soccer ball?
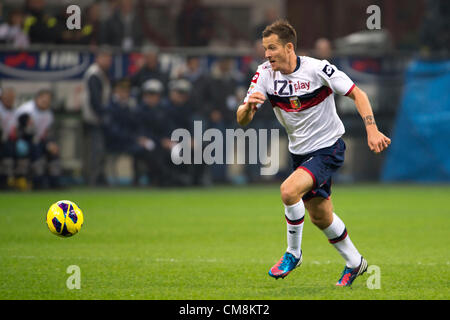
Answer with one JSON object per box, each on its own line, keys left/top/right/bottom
{"left": 46, "top": 200, "right": 84, "bottom": 237}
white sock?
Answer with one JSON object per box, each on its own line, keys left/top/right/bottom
{"left": 284, "top": 200, "right": 305, "bottom": 259}
{"left": 322, "top": 213, "right": 362, "bottom": 268}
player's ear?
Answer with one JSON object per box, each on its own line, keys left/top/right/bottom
{"left": 285, "top": 42, "right": 294, "bottom": 53}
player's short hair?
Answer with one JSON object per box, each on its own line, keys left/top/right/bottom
{"left": 262, "top": 19, "right": 297, "bottom": 50}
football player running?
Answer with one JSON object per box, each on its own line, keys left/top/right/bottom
{"left": 237, "top": 20, "right": 390, "bottom": 286}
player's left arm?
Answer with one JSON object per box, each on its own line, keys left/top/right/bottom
{"left": 347, "top": 86, "right": 391, "bottom": 154}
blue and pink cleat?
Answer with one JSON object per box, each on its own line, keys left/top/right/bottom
{"left": 336, "top": 256, "right": 368, "bottom": 287}
{"left": 268, "top": 251, "right": 302, "bottom": 279}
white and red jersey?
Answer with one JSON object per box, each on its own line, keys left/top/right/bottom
{"left": 244, "top": 56, "right": 355, "bottom": 155}
{"left": 12, "top": 100, "right": 54, "bottom": 142}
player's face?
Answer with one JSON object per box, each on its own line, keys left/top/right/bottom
{"left": 262, "top": 34, "right": 290, "bottom": 72}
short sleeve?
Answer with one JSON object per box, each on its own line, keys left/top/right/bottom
{"left": 317, "top": 60, "right": 355, "bottom": 96}
{"left": 243, "top": 65, "right": 268, "bottom": 109}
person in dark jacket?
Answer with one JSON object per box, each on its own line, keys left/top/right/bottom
{"left": 176, "top": 55, "right": 210, "bottom": 122}
{"left": 204, "top": 56, "right": 245, "bottom": 128}
{"left": 103, "top": 79, "right": 145, "bottom": 185}
{"left": 166, "top": 79, "right": 206, "bottom": 186}
{"left": 103, "top": 79, "right": 139, "bottom": 155}
{"left": 23, "top": 0, "right": 60, "bottom": 44}
{"left": 135, "top": 79, "right": 173, "bottom": 186}
{"left": 130, "top": 46, "right": 170, "bottom": 98}
{"left": 99, "top": 0, "right": 144, "bottom": 50}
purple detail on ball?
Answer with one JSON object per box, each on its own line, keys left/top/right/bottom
{"left": 52, "top": 217, "right": 62, "bottom": 233}
{"left": 58, "top": 202, "right": 69, "bottom": 216}
{"left": 68, "top": 205, "right": 78, "bottom": 224}
{"left": 61, "top": 223, "right": 72, "bottom": 236}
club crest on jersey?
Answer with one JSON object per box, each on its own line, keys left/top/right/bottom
{"left": 289, "top": 97, "right": 301, "bottom": 110}
{"left": 251, "top": 72, "right": 260, "bottom": 83}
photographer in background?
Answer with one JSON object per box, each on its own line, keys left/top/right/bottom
{"left": 10, "top": 89, "right": 61, "bottom": 189}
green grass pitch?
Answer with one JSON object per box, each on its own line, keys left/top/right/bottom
{"left": 0, "top": 184, "right": 449, "bottom": 300}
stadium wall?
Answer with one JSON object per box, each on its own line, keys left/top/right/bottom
{"left": 381, "top": 59, "right": 450, "bottom": 182}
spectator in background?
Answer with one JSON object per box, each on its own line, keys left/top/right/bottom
{"left": 176, "top": 0, "right": 212, "bottom": 47}
{"left": 313, "top": 38, "right": 334, "bottom": 62}
{"left": 130, "top": 45, "right": 170, "bottom": 97}
{"left": 253, "top": 8, "right": 279, "bottom": 41}
{"left": 23, "top": 0, "right": 60, "bottom": 44}
{"left": 82, "top": 47, "right": 112, "bottom": 186}
{"left": 204, "top": 57, "right": 245, "bottom": 183}
{"left": 135, "top": 79, "right": 173, "bottom": 186}
{"left": 79, "top": 3, "right": 101, "bottom": 46}
{"left": 10, "top": 89, "right": 61, "bottom": 189}
{"left": 103, "top": 79, "right": 138, "bottom": 156}
{"left": 103, "top": 0, "right": 120, "bottom": 18}
{"left": 103, "top": 79, "right": 142, "bottom": 184}
{"left": 167, "top": 79, "right": 195, "bottom": 135}
{"left": 0, "top": 88, "right": 16, "bottom": 189}
{"left": 166, "top": 79, "right": 205, "bottom": 186}
{"left": 419, "top": 0, "right": 450, "bottom": 55}
{"left": 0, "top": 9, "right": 30, "bottom": 48}
{"left": 246, "top": 40, "right": 266, "bottom": 76}
{"left": 206, "top": 57, "right": 245, "bottom": 128}
{"left": 175, "top": 55, "right": 210, "bottom": 120}
{"left": 60, "top": 2, "right": 101, "bottom": 46}
{"left": 100, "top": 0, "right": 144, "bottom": 51}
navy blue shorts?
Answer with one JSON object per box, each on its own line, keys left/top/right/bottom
{"left": 290, "top": 138, "right": 346, "bottom": 202}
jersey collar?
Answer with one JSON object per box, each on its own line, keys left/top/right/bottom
{"left": 292, "top": 56, "right": 301, "bottom": 73}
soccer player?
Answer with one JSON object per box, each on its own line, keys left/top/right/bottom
{"left": 237, "top": 20, "right": 391, "bottom": 286}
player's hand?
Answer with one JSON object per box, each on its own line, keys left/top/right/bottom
{"left": 367, "top": 130, "right": 391, "bottom": 154}
{"left": 247, "top": 92, "right": 266, "bottom": 109}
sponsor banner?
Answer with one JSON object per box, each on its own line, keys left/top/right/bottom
{"left": 0, "top": 50, "right": 94, "bottom": 80}
{"left": 0, "top": 50, "right": 253, "bottom": 82}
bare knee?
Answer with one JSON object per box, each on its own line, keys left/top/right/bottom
{"left": 280, "top": 168, "right": 314, "bottom": 206}
{"left": 280, "top": 181, "right": 303, "bottom": 205}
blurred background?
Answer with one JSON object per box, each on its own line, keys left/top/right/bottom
{"left": 0, "top": 0, "right": 448, "bottom": 190}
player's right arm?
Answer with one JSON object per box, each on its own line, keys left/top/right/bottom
{"left": 236, "top": 92, "right": 266, "bottom": 127}
{"left": 237, "top": 65, "right": 268, "bottom": 127}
